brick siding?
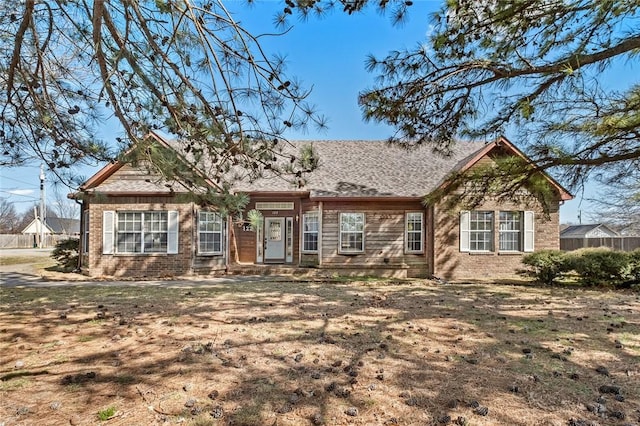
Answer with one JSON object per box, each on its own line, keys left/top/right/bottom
{"left": 433, "top": 197, "right": 560, "bottom": 281}
{"left": 86, "top": 197, "right": 196, "bottom": 278}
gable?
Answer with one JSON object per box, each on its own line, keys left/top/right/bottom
{"left": 432, "top": 136, "right": 573, "bottom": 204}
{"left": 561, "top": 224, "right": 620, "bottom": 238}
{"left": 93, "top": 163, "right": 176, "bottom": 194}
{"left": 22, "top": 219, "right": 53, "bottom": 234}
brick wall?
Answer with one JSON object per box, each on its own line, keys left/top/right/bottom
{"left": 433, "top": 197, "right": 560, "bottom": 281}
{"left": 86, "top": 197, "right": 197, "bottom": 278}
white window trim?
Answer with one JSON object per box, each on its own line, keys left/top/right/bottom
{"left": 405, "top": 212, "right": 424, "bottom": 254}
{"left": 498, "top": 211, "right": 522, "bottom": 252}
{"left": 105, "top": 210, "right": 178, "bottom": 255}
{"left": 470, "top": 210, "right": 494, "bottom": 252}
{"left": 198, "top": 211, "right": 224, "bottom": 255}
{"left": 461, "top": 210, "right": 535, "bottom": 253}
{"left": 301, "top": 211, "right": 319, "bottom": 253}
{"left": 339, "top": 212, "right": 365, "bottom": 254}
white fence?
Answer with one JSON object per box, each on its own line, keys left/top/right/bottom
{"left": 0, "top": 234, "right": 69, "bottom": 249}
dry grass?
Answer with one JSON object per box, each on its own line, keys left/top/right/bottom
{"left": 0, "top": 279, "right": 638, "bottom": 426}
{"left": 0, "top": 257, "right": 47, "bottom": 266}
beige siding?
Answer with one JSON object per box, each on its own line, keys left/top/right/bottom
{"left": 319, "top": 200, "right": 429, "bottom": 277}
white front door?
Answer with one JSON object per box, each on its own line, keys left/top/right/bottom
{"left": 264, "top": 217, "right": 286, "bottom": 261}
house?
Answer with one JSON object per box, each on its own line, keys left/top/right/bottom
{"left": 71, "top": 133, "right": 572, "bottom": 281}
{"left": 560, "top": 224, "right": 620, "bottom": 239}
{"left": 22, "top": 217, "right": 80, "bottom": 236}
{"left": 559, "top": 223, "right": 640, "bottom": 251}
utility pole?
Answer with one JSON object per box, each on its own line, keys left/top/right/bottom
{"left": 40, "top": 164, "right": 45, "bottom": 248}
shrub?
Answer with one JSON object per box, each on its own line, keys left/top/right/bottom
{"left": 521, "top": 250, "right": 570, "bottom": 285}
{"left": 568, "top": 248, "right": 630, "bottom": 287}
{"left": 627, "top": 249, "right": 640, "bottom": 284}
{"left": 51, "top": 238, "right": 79, "bottom": 271}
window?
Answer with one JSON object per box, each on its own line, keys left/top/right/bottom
{"left": 117, "top": 212, "right": 143, "bottom": 253}
{"left": 103, "top": 210, "right": 178, "bottom": 254}
{"left": 286, "top": 217, "right": 293, "bottom": 262}
{"left": 113, "top": 211, "right": 171, "bottom": 254}
{"left": 255, "top": 202, "right": 294, "bottom": 210}
{"left": 198, "top": 211, "right": 223, "bottom": 254}
{"left": 405, "top": 212, "right": 424, "bottom": 253}
{"left": 499, "top": 211, "right": 522, "bottom": 251}
{"left": 470, "top": 211, "right": 494, "bottom": 252}
{"left": 460, "top": 210, "right": 534, "bottom": 253}
{"left": 302, "top": 212, "right": 319, "bottom": 252}
{"left": 83, "top": 210, "right": 89, "bottom": 254}
{"left": 143, "top": 212, "right": 168, "bottom": 253}
{"left": 340, "top": 212, "right": 364, "bottom": 253}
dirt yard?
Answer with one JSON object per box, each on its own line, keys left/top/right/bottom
{"left": 1, "top": 273, "right": 639, "bottom": 425}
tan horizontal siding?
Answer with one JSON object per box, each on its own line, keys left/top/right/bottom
{"left": 321, "top": 208, "right": 428, "bottom": 269}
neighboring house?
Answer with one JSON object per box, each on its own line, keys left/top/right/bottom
{"left": 560, "top": 224, "right": 621, "bottom": 239}
{"left": 22, "top": 217, "right": 80, "bottom": 236}
{"left": 71, "top": 133, "right": 572, "bottom": 280}
{"left": 559, "top": 223, "right": 640, "bottom": 251}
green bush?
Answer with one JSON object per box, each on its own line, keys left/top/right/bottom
{"left": 51, "top": 238, "right": 79, "bottom": 271}
{"left": 521, "top": 250, "right": 570, "bottom": 285}
{"left": 568, "top": 248, "right": 630, "bottom": 287}
{"left": 628, "top": 249, "right": 640, "bottom": 283}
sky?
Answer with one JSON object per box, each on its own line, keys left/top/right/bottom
{"left": 0, "top": 0, "right": 605, "bottom": 223}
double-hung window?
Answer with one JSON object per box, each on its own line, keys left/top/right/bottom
{"left": 469, "top": 211, "right": 494, "bottom": 252}
{"left": 460, "top": 210, "right": 534, "bottom": 253}
{"left": 116, "top": 211, "right": 168, "bottom": 253}
{"left": 198, "top": 211, "right": 223, "bottom": 255}
{"left": 143, "top": 212, "right": 169, "bottom": 253}
{"left": 405, "top": 212, "right": 424, "bottom": 253}
{"left": 104, "top": 210, "right": 178, "bottom": 254}
{"left": 117, "top": 212, "right": 144, "bottom": 253}
{"left": 302, "top": 212, "right": 319, "bottom": 252}
{"left": 499, "top": 211, "right": 522, "bottom": 251}
{"left": 339, "top": 212, "right": 365, "bottom": 253}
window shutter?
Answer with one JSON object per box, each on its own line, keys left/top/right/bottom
{"left": 459, "top": 210, "right": 470, "bottom": 252}
{"left": 103, "top": 211, "right": 115, "bottom": 254}
{"left": 523, "top": 211, "right": 535, "bottom": 252}
{"left": 167, "top": 211, "right": 179, "bottom": 254}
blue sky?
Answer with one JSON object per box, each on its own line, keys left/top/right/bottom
{"left": 0, "top": 1, "right": 599, "bottom": 222}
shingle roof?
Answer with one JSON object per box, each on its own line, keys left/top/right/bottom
{"left": 93, "top": 180, "right": 169, "bottom": 192}
{"left": 84, "top": 138, "right": 490, "bottom": 198}
{"left": 234, "top": 140, "right": 489, "bottom": 198}
{"left": 46, "top": 217, "right": 80, "bottom": 234}
{"left": 560, "top": 224, "right": 620, "bottom": 238}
